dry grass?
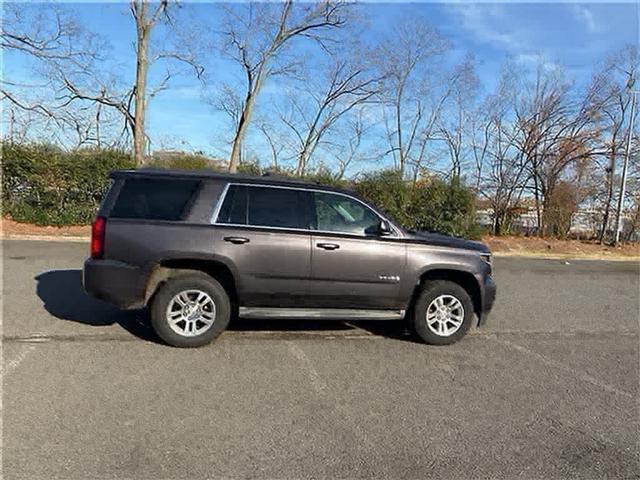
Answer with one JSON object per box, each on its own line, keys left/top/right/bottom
{"left": 484, "top": 234, "right": 640, "bottom": 260}
{"left": 2, "top": 217, "right": 90, "bottom": 239}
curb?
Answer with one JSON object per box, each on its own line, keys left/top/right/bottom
{"left": 2, "top": 234, "right": 638, "bottom": 262}
{"left": 2, "top": 234, "right": 89, "bottom": 243}
{"left": 492, "top": 251, "right": 639, "bottom": 262}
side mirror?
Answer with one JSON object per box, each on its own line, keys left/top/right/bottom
{"left": 379, "top": 219, "right": 392, "bottom": 236}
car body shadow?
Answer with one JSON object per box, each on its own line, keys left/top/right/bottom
{"left": 35, "top": 269, "right": 158, "bottom": 342}
{"left": 35, "top": 269, "right": 415, "bottom": 344}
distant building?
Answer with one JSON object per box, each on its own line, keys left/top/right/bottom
{"left": 476, "top": 207, "right": 638, "bottom": 241}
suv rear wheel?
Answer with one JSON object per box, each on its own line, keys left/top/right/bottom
{"left": 412, "top": 280, "right": 474, "bottom": 345}
{"left": 150, "top": 273, "right": 231, "bottom": 347}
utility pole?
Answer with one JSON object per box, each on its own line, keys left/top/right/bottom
{"left": 614, "top": 72, "right": 637, "bottom": 245}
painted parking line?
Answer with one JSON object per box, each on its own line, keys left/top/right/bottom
{"left": 488, "top": 335, "right": 635, "bottom": 400}
{"left": 286, "top": 340, "right": 376, "bottom": 451}
{"left": 287, "top": 341, "right": 327, "bottom": 393}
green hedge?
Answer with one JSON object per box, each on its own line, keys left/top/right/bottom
{"left": 2, "top": 143, "right": 133, "bottom": 225}
{"left": 2, "top": 143, "right": 480, "bottom": 238}
{"left": 355, "top": 170, "right": 481, "bottom": 239}
{"left": 147, "top": 152, "right": 221, "bottom": 171}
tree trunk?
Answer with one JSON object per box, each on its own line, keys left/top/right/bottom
{"left": 133, "top": 17, "right": 149, "bottom": 167}
{"left": 396, "top": 95, "right": 404, "bottom": 175}
{"left": 228, "top": 110, "right": 248, "bottom": 173}
{"left": 493, "top": 214, "right": 501, "bottom": 236}
{"left": 296, "top": 149, "right": 309, "bottom": 176}
{"left": 296, "top": 130, "right": 323, "bottom": 176}
{"left": 95, "top": 102, "right": 102, "bottom": 148}
{"left": 295, "top": 111, "right": 324, "bottom": 176}
{"left": 295, "top": 132, "right": 315, "bottom": 176}
{"left": 532, "top": 174, "right": 542, "bottom": 237}
{"left": 229, "top": 71, "right": 264, "bottom": 173}
{"left": 599, "top": 146, "right": 617, "bottom": 243}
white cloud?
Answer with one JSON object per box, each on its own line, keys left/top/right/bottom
{"left": 158, "top": 85, "right": 202, "bottom": 101}
{"left": 449, "top": 4, "right": 579, "bottom": 83}
{"left": 514, "top": 53, "right": 562, "bottom": 74}
{"left": 450, "top": 3, "right": 524, "bottom": 52}
{"left": 572, "top": 5, "right": 597, "bottom": 33}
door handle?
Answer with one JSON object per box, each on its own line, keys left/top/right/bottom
{"left": 316, "top": 242, "right": 340, "bottom": 250}
{"left": 224, "top": 236, "right": 250, "bottom": 245}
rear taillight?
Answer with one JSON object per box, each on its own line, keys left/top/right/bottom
{"left": 91, "top": 216, "right": 106, "bottom": 259}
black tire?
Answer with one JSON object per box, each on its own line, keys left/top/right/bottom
{"left": 412, "top": 280, "right": 474, "bottom": 345}
{"left": 150, "top": 273, "right": 231, "bottom": 348}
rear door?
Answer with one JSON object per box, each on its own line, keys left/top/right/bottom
{"left": 308, "top": 191, "right": 406, "bottom": 309}
{"left": 212, "top": 184, "right": 313, "bottom": 307}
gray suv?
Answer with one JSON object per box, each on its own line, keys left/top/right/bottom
{"left": 83, "top": 169, "right": 496, "bottom": 347}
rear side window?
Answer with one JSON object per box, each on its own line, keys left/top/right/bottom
{"left": 216, "top": 185, "right": 308, "bottom": 229}
{"left": 248, "top": 186, "right": 307, "bottom": 229}
{"left": 216, "top": 185, "right": 247, "bottom": 224}
{"left": 110, "top": 178, "right": 200, "bottom": 220}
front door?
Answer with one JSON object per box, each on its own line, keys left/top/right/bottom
{"left": 308, "top": 191, "right": 406, "bottom": 309}
{"left": 212, "top": 184, "right": 312, "bottom": 307}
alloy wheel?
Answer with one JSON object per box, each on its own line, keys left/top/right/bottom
{"left": 426, "top": 294, "right": 465, "bottom": 337}
{"left": 166, "top": 289, "right": 216, "bottom": 337}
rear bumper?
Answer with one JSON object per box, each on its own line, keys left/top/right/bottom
{"left": 478, "top": 275, "right": 496, "bottom": 326}
{"left": 83, "top": 258, "right": 146, "bottom": 309}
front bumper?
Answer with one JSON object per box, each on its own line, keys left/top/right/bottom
{"left": 477, "top": 275, "right": 496, "bottom": 326}
{"left": 83, "top": 258, "right": 146, "bottom": 309}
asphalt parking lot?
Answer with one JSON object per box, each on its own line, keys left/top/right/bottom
{"left": 2, "top": 239, "right": 639, "bottom": 479}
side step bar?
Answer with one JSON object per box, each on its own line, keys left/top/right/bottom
{"left": 238, "top": 307, "right": 405, "bottom": 321}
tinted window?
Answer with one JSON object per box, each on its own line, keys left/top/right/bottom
{"left": 110, "top": 178, "right": 200, "bottom": 220}
{"left": 247, "top": 186, "right": 307, "bottom": 229}
{"left": 314, "top": 192, "right": 380, "bottom": 235}
{"left": 216, "top": 185, "right": 247, "bottom": 224}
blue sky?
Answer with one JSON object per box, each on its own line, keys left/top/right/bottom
{"left": 5, "top": 1, "right": 639, "bottom": 163}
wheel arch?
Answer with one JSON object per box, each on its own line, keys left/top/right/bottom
{"left": 411, "top": 268, "right": 482, "bottom": 322}
{"left": 144, "top": 258, "right": 238, "bottom": 306}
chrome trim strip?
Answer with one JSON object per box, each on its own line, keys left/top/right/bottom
{"left": 213, "top": 222, "right": 404, "bottom": 240}
{"left": 210, "top": 181, "right": 401, "bottom": 237}
{"left": 238, "top": 307, "right": 405, "bottom": 320}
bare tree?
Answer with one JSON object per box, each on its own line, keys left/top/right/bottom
{"left": 258, "top": 121, "right": 286, "bottom": 169}
{"left": 127, "top": 1, "right": 203, "bottom": 163}
{"left": 2, "top": 2, "right": 202, "bottom": 157}
{"left": 129, "top": 0, "right": 169, "bottom": 164}
{"left": 1, "top": 4, "right": 104, "bottom": 142}
{"left": 373, "top": 17, "right": 449, "bottom": 176}
{"left": 278, "top": 60, "right": 378, "bottom": 175}
{"left": 585, "top": 46, "right": 639, "bottom": 242}
{"left": 509, "top": 61, "right": 601, "bottom": 236}
{"left": 624, "top": 134, "right": 640, "bottom": 240}
{"left": 218, "top": 0, "right": 349, "bottom": 172}
{"left": 477, "top": 104, "right": 530, "bottom": 235}
{"left": 331, "top": 108, "right": 376, "bottom": 179}
{"left": 470, "top": 107, "right": 492, "bottom": 191}
{"left": 436, "top": 55, "right": 479, "bottom": 178}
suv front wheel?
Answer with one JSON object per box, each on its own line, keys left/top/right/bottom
{"left": 412, "top": 280, "right": 474, "bottom": 345}
{"left": 150, "top": 273, "right": 231, "bottom": 348}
